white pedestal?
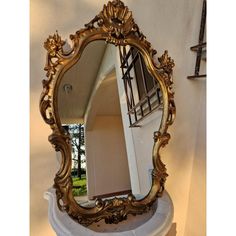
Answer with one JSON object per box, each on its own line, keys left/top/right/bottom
{"left": 44, "top": 188, "right": 174, "bottom": 236}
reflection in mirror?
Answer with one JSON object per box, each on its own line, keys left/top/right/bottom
{"left": 62, "top": 124, "right": 87, "bottom": 202}
{"left": 118, "top": 45, "right": 163, "bottom": 197}
{"left": 119, "top": 46, "right": 163, "bottom": 128}
{"left": 58, "top": 40, "right": 163, "bottom": 206}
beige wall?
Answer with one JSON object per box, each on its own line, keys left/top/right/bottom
{"left": 86, "top": 116, "right": 131, "bottom": 199}
{"left": 184, "top": 81, "right": 206, "bottom": 236}
{"left": 31, "top": 0, "right": 206, "bottom": 236}
{"left": 84, "top": 44, "right": 131, "bottom": 199}
{"left": 30, "top": 92, "right": 58, "bottom": 236}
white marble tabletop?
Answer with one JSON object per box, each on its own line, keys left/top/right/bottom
{"left": 44, "top": 188, "right": 173, "bottom": 236}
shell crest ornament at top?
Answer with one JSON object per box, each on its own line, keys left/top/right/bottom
{"left": 84, "top": 0, "right": 136, "bottom": 40}
{"left": 101, "top": 0, "right": 134, "bottom": 38}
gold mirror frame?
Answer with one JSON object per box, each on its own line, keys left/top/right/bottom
{"left": 40, "top": 0, "right": 175, "bottom": 226}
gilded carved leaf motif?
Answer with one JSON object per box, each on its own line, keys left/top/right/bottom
{"left": 44, "top": 31, "right": 66, "bottom": 78}
{"left": 158, "top": 50, "right": 175, "bottom": 76}
{"left": 44, "top": 31, "right": 65, "bottom": 56}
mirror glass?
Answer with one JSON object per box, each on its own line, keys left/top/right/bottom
{"left": 58, "top": 40, "right": 163, "bottom": 205}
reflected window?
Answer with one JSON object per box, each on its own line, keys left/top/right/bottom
{"left": 63, "top": 124, "right": 87, "bottom": 197}
{"left": 119, "top": 46, "right": 162, "bottom": 127}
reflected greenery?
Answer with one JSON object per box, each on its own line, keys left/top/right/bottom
{"left": 72, "top": 175, "right": 87, "bottom": 196}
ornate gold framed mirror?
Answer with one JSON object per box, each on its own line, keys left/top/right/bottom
{"left": 40, "top": 0, "right": 175, "bottom": 226}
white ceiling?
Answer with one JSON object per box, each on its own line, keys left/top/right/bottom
{"left": 58, "top": 41, "right": 107, "bottom": 124}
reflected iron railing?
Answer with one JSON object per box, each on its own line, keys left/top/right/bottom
{"left": 119, "top": 46, "right": 162, "bottom": 127}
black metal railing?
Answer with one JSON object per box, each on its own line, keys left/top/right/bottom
{"left": 188, "top": 0, "right": 207, "bottom": 79}
{"left": 119, "top": 46, "right": 162, "bottom": 127}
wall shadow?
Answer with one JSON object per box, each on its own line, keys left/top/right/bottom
{"left": 166, "top": 223, "right": 177, "bottom": 236}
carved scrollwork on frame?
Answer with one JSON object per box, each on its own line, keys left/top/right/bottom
{"left": 39, "top": 0, "right": 176, "bottom": 226}
{"left": 43, "top": 31, "right": 66, "bottom": 78}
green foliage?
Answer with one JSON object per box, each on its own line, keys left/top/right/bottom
{"left": 72, "top": 175, "right": 87, "bottom": 196}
